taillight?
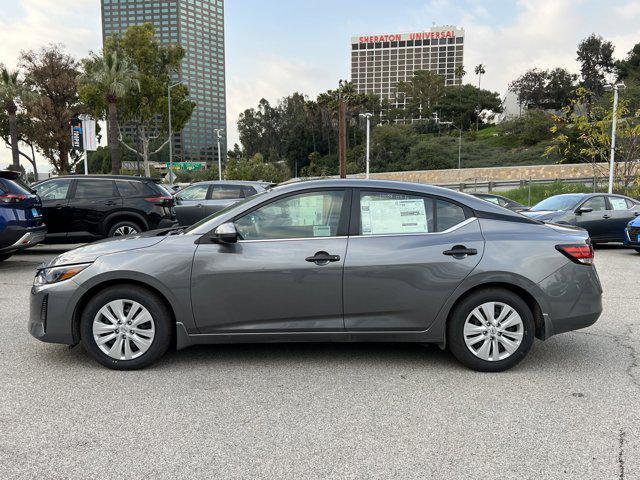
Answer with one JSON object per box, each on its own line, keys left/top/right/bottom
{"left": 0, "top": 193, "right": 27, "bottom": 203}
{"left": 555, "top": 244, "right": 594, "bottom": 265}
{"left": 144, "top": 195, "right": 173, "bottom": 206}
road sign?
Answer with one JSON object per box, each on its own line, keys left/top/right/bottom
{"left": 166, "top": 161, "right": 205, "bottom": 171}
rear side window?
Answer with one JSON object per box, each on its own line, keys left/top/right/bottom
{"left": 116, "top": 181, "right": 141, "bottom": 197}
{"left": 242, "top": 186, "right": 257, "bottom": 197}
{"left": 359, "top": 191, "right": 467, "bottom": 235}
{"left": 74, "top": 180, "right": 116, "bottom": 199}
{"left": 610, "top": 197, "right": 631, "bottom": 210}
{"left": 35, "top": 179, "right": 72, "bottom": 201}
{"left": 211, "top": 184, "right": 243, "bottom": 200}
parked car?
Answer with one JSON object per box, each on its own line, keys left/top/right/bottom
{"left": 0, "top": 170, "right": 47, "bottom": 262}
{"left": 521, "top": 193, "right": 640, "bottom": 243}
{"left": 624, "top": 216, "right": 640, "bottom": 253}
{"left": 29, "top": 179, "right": 602, "bottom": 372}
{"left": 471, "top": 193, "right": 528, "bottom": 212}
{"left": 32, "top": 175, "right": 177, "bottom": 242}
{"left": 174, "top": 180, "right": 273, "bottom": 226}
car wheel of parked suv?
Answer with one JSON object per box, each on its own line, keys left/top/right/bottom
{"left": 447, "top": 289, "right": 534, "bottom": 372}
{"left": 108, "top": 220, "right": 142, "bottom": 238}
{"left": 81, "top": 286, "right": 172, "bottom": 370}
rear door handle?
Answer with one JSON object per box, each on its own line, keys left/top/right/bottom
{"left": 305, "top": 251, "right": 341, "bottom": 265}
{"left": 443, "top": 245, "right": 478, "bottom": 258}
{"left": 602, "top": 214, "right": 611, "bottom": 219}
{"left": 104, "top": 201, "right": 117, "bottom": 206}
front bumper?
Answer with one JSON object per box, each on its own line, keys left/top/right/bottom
{"left": 623, "top": 228, "right": 640, "bottom": 247}
{"left": 0, "top": 225, "right": 47, "bottom": 254}
{"left": 29, "top": 279, "right": 85, "bottom": 345}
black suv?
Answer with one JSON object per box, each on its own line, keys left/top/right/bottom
{"left": 32, "top": 175, "right": 177, "bottom": 242}
{"left": 0, "top": 171, "right": 47, "bottom": 261}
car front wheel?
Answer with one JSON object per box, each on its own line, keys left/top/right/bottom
{"left": 447, "top": 289, "right": 534, "bottom": 372}
{"left": 81, "top": 286, "right": 172, "bottom": 370}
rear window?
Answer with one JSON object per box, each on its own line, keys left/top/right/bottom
{"left": 0, "top": 178, "right": 31, "bottom": 196}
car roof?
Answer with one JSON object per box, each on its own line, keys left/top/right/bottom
{"left": 188, "top": 180, "right": 272, "bottom": 186}
{"left": 0, "top": 170, "right": 21, "bottom": 180}
{"left": 33, "top": 175, "right": 157, "bottom": 186}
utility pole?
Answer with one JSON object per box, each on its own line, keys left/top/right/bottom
{"left": 338, "top": 93, "right": 347, "bottom": 179}
{"left": 359, "top": 113, "right": 372, "bottom": 179}
{"left": 604, "top": 83, "right": 625, "bottom": 194}
{"left": 214, "top": 128, "right": 224, "bottom": 181}
{"left": 167, "top": 81, "right": 182, "bottom": 186}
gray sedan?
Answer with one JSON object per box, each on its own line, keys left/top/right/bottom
{"left": 174, "top": 180, "right": 273, "bottom": 226}
{"left": 29, "top": 180, "right": 602, "bottom": 372}
{"left": 522, "top": 193, "right": 640, "bottom": 243}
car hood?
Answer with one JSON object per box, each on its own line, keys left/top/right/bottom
{"left": 521, "top": 210, "right": 563, "bottom": 220}
{"left": 45, "top": 233, "right": 167, "bottom": 268}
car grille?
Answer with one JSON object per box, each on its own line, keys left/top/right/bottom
{"left": 629, "top": 226, "right": 640, "bottom": 242}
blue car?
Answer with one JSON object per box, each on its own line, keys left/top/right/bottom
{"left": 624, "top": 216, "right": 640, "bottom": 253}
{"left": 0, "top": 171, "right": 47, "bottom": 262}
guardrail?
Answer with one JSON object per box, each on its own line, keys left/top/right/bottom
{"left": 443, "top": 176, "right": 636, "bottom": 193}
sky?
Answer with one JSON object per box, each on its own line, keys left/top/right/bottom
{"left": 0, "top": 0, "right": 639, "bottom": 171}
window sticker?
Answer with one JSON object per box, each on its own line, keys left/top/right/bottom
{"left": 361, "top": 197, "right": 428, "bottom": 235}
{"left": 610, "top": 197, "right": 628, "bottom": 210}
{"left": 313, "top": 225, "right": 332, "bottom": 237}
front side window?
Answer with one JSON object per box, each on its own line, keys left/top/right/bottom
{"left": 35, "top": 179, "right": 72, "bottom": 201}
{"left": 74, "top": 180, "right": 116, "bottom": 199}
{"left": 178, "top": 184, "right": 209, "bottom": 201}
{"left": 359, "top": 191, "right": 467, "bottom": 235}
{"left": 582, "top": 196, "right": 606, "bottom": 212}
{"left": 235, "top": 190, "right": 345, "bottom": 240}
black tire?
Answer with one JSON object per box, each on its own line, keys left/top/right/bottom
{"left": 447, "top": 288, "right": 535, "bottom": 372}
{"left": 107, "top": 220, "right": 142, "bottom": 238}
{"left": 0, "top": 253, "right": 12, "bottom": 262}
{"left": 81, "top": 285, "right": 172, "bottom": 370}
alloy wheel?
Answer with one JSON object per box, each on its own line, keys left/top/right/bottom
{"left": 113, "top": 225, "right": 138, "bottom": 236}
{"left": 92, "top": 299, "right": 156, "bottom": 360}
{"left": 463, "top": 302, "right": 524, "bottom": 362}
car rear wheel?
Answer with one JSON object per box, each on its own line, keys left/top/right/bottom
{"left": 108, "top": 220, "right": 142, "bottom": 238}
{"left": 81, "top": 286, "right": 172, "bottom": 370}
{"left": 447, "top": 289, "right": 534, "bottom": 372}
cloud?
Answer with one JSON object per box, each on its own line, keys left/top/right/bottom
{"left": 226, "top": 54, "right": 336, "bottom": 147}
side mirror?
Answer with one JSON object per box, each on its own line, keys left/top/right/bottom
{"left": 212, "top": 222, "right": 238, "bottom": 244}
{"left": 576, "top": 206, "right": 593, "bottom": 215}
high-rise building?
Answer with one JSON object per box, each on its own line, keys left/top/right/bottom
{"left": 101, "top": 0, "right": 226, "bottom": 164}
{"left": 350, "top": 26, "right": 464, "bottom": 119}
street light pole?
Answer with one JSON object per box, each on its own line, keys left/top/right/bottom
{"left": 604, "top": 83, "right": 625, "bottom": 194}
{"left": 214, "top": 128, "right": 224, "bottom": 181}
{"left": 167, "top": 81, "right": 182, "bottom": 186}
{"left": 359, "top": 113, "right": 372, "bottom": 179}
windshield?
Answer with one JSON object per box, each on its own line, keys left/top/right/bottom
{"left": 530, "top": 194, "right": 583, "bottom": 212}
{"left": 184, "top": 190, "right": 268, "bottom": 233}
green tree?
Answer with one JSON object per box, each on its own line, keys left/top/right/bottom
{"left": 406, "top": 137, "right": 456, "bottom": 171}
{"left": 577, "top": 34, "right": 615, "bottom": 98}
{"left": 395, "top": 70, "right": 445, "bottom": 119}
{"left": 0, "top": 67, "right": 26, "bottom": 168}
{"left": 616, "top": 42, "right": 640, "bottom": 82}
{"left": 438, "top": 84, "right": 502, "bottom": 129}
{"left": 0, "top": 111, "right": 39, "bottom": 177}
{"left": 509, "top": 68, "right": 577, "bottom": 110}
{"left": 79, "top": 49, "right": 139, "bottom": 174}
{"left": 225, "top": 152, "right": 289, "bottom": 183}
{"left": 20, "top": 46, "right": 83, "bottom": 174}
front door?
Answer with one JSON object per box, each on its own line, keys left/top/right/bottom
{"left": 174, "top": 183, "right": 210, "bottom": 226}
{"left": 344, "top": 189, "right": 484, "bottom": 331}
{"left": 34, "top": 178, "right": 73, "bottom": 237}
{"left": 575, "top": 196, "right": 609, "bottom": 240}
{"left": 191, "top": 189, "right": 350, "bottom": 333}
{"left": 203, "top": 184, "right": 245, "bottom": 216}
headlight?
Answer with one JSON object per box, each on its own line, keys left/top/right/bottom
{"left": 34, "top": 263, "right": 91, "bottom": 286}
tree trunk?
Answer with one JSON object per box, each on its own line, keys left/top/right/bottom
{"left": 108, "top": 101, "right": 121, "bottom": 174}
{"left": 30, "top": 143, "right": 38, "bottom": 180}
{"left": 8, "top": 110, "right": 20, "bottom": 168}
{"left": 59, "top": 145, "right": 70, "bottom": 174}
{"left": 142, "top": 137, "right": 150, "bottom": 177}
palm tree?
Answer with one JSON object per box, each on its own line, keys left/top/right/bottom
{"left": 80, "top": 50, "right": 139, "bottom": 174}
{"left": 474, "top": 64, "right": 486, "bottom": 131}
{"left": 0, "top": 67, "right": 24, "bottom": 169}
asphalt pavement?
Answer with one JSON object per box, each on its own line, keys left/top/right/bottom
{"left": 0, "top": 244, "right": 638, "bottom": 479}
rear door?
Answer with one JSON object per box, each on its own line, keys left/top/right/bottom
{"left": 607, "top": 196, "right": 639, "bottom": 241}
{"left": 343, "top": 189, "right": 484, "bottom": 331}
{"left": 174, "top": 183, "right": 210, "bottom": 226}
{"left": 575, "top": 196, "right": 609, "bottom": 240}
{"left": 33, "top": 178, "right": 73, "bottom": 236}
{"left": 204, "top": 184, "right": 245, "bottom": 216}
{"left": 67, "top": 179, "right": 121, "bottom": 237}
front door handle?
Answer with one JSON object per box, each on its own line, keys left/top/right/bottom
{"left": 305, "top": 251, "right": 341, "bottom": 265}
{"left": 104, "top": 201, "right": 117, "bottom": 206}
{"left": 602, "top": 214, "right": 611, "bottom": 219}
{"left": 55, "top": 204, "right": 64, "bottom": 209}
{"left": 443, "top": 245, "right": 478, "bottom": 258}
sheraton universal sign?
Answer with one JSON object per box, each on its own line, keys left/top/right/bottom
{"left": 353, "top": 27, "right": 464, "bottom": 44}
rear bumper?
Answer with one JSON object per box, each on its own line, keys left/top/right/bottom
{"left": 0, "top": 225, "right": 47, "bottom": 254}
{"left": 536, "top": 261, "right": 603, "bottom": 340}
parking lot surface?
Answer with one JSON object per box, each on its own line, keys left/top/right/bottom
{"left": 0, "top": 244, "right": 638, "bottom": 479}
